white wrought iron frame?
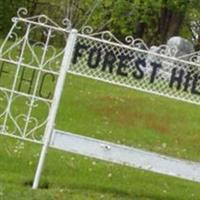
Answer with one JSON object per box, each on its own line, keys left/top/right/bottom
{"left": 1, "top": 8, "right": 200, "bottom": 189}
{"left": 0, "top": 8, "right": 77, "bottom": 188}
{"left": 0, "top": 8, "right": 73, "bottom": 143}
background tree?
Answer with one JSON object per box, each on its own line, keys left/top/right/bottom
{"left": 0, "top": 0, "right": 40, "bottom": 36}
{"left": 1, "top": 0, "right": 200, "bottom": 47}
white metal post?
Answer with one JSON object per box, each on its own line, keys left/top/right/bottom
{"left": 32, "top": 29, "right": 78, "bottom": 189}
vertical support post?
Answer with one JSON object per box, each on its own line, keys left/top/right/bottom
{"left": 32, "top": 29, "right": 78, "bottom": 189}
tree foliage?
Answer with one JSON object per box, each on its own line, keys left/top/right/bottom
{"left": 80, "top": 0, "right": 200, "bottom": 46}
{"left": 1, "top": 0, "right": 200, "bottom": 47}
{"left": 0, "top": 0, "right": 40, "bottom": 36}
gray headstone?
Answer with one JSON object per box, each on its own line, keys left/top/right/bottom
{"left": 146, "top": 37, "right": 195, "bottom": 79}
{"left": 166, "top": 36, "right": 194, "bottom": 58}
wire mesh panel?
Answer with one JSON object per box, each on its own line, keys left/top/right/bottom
{"left": 69, "top": 31, "right": 200, "bottom": 105}
{"left": 0, "top": 9, "right": 70, "bottom": 143}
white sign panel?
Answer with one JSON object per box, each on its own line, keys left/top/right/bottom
{"left": 69, "top": 33, "right": 200, "bottom": 105}
{"left": 51, "top": 129, "right": 200, "bottom": 183}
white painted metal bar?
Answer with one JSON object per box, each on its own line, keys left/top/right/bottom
{"left": 1, "top": 132, "right": 43, "bottom": 144}
{"left": 13, "top": 17, "right": 70, "bottom": 34}
{"left": 22, "top": 28, "right": 53, "bottom": 138}
{"left": 2, "top": 24, "right": 32, "bottom": 133}
{"left": 32, "top": 29, "right": 78, "bottom": 189}
{"left": 51, "top": 130, "right": 200, "bottom": 183}
{"left": 0, "top": 57, "right": 60, "bottom": 75}
{"left": 0, "top": 20, "right": 18, "bottom": 55}
{"left": 0, "top": 86, "right": 53, "bottom": 103}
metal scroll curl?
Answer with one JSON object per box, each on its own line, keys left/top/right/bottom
{"left": 14, "top": 7, "right": 72, "bottom": 31}
{"left": 80, "top": 25, "right": 178, "bottom": 57}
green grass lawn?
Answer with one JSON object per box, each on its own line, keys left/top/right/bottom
{"left": 1, "top": 136, "right": 200, "bottom": 200}
{"left": 1, "top": 74, "right": 200, "bottom": 199}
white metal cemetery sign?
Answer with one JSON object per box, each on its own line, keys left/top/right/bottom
{"left": 71, "top": 30, "right": 200, "bottom": 105}
{"left": 1, "top": 9, "right": 200, "bottom": 189}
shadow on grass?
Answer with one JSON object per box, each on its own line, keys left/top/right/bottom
{"left": 23, "top": 180, "right": 49, "bottom": 189}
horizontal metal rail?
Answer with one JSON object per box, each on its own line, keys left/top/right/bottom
{"left": 51, "top": 129, "right": 200, "bottom": 183}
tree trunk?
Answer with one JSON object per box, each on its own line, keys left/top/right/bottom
{"left": 159, "top": 1, "right": 188, "bottom": 43}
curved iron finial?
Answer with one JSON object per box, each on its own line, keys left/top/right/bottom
{"left": 17, "top": 7, "right": 28, "bottom": 18}
{"left": 14, "top": 7, "right": 72, "bottom": 31}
